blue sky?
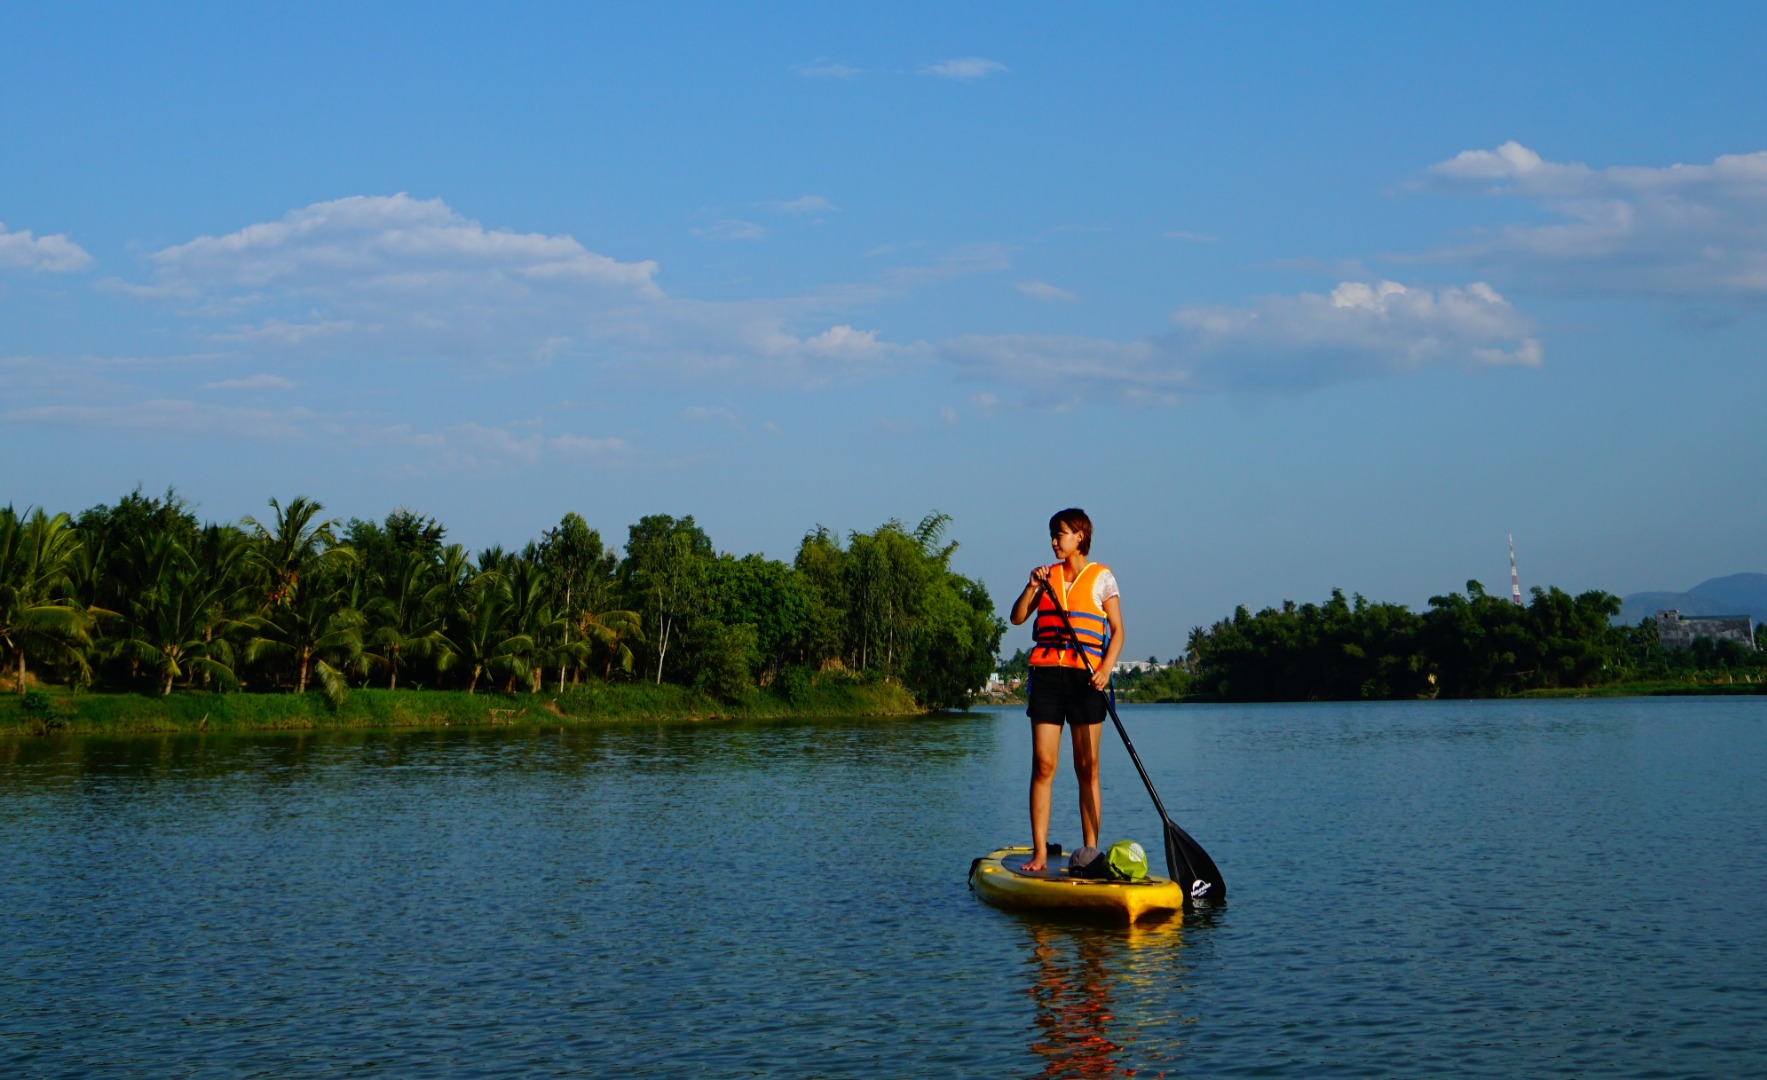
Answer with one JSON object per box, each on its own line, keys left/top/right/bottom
{"left": 5, "top": 3, "right": 1765, "bottom": 655}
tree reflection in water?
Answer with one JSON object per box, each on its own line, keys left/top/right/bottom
{"left": 1020, "top": 915, "right": 1189, "bottom": 1079}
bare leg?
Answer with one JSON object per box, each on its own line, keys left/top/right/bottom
{"left": 1071, "top": 721, "right": 1102, "bottom": 849}
{"left": 1025, "top": 722, "right": 1063, "bottom": 872}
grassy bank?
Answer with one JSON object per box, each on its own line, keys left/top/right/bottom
{"left": 1515, "top": 679, "right": 1766, "bottom": 699}
{"left": 0, "top": 679, "right": 925, "bottom": 738}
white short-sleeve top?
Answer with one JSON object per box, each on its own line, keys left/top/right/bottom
{"left": 1091, "top": 567, "right": 1120, "bottom": 610}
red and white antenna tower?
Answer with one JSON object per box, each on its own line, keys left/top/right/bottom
{"left": 1509, "top": 533, "right": 1523, "bottom": 606}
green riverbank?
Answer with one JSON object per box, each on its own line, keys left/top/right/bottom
{"left": 1514, "top": 679, "right": 1766, "bottom": 699}
{"left": 0, "top": 680, "right": 925, "bottom": 738}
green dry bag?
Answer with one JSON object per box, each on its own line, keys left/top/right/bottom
{"left": 1106, "top": 839, "right": 1148, "bottom": 881}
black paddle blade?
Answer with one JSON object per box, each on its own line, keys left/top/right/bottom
{"left": 1165, "top": 821, "right": 1226, "bottom": 904}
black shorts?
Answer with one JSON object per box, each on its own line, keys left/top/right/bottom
{"left": 1026, "top": 666, "right": 1106, "bottom": 726}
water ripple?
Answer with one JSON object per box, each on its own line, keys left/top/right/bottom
{"left": 2, "top": 702, "right": 1764, "bottom": 1076}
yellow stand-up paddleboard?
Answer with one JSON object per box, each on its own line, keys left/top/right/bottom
{"left": 969, "top": 846, "right": 1185, "bottom": 924}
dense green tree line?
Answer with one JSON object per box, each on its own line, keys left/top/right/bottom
{"left": 1185, "top": 580, "right": 1764, "bottom": 701}
{"left": 0, "top": 490, "right": 1003, "bottom": 709}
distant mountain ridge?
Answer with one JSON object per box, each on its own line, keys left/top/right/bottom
{"left": 1617, "top": 573, "right": 1767, "bottom": 627}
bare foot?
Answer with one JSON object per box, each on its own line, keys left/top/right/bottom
{"left": 1021, "top": 857, "right": 1046, "bottom": 873}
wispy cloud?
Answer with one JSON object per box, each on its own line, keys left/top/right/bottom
{"left": 110, "top": 194, "right": 662, "bottom": 368}
{"left": 692, "top": 218, "right": 767, "bottom": 241}
{"left": 1015, "top": 281, "right": 1078, "bottom": 303}
{"left": 862, "top": 240, "right": 926, "bottom": 259}
{"left": 682, "top": 405, "right": 740, "bottom": 427}
{"left": 1411, "top": 141, "right": 1767, "bottom": 301}
{"left": 870, "top": 243, "right": 1013, "bottom": 292}
{"left": 756, "top": 196, "right": 838, "bottom": 217}
{"left": 87, "top": 196, "right": 1015, "bottom": 395}
{"left": 1164, "top": 230, "right": 1219, "bottom": 244}
{"left": 202, "top": 373, "right": 297, "bottom": 391}
{"left": 144, "top": 194, "right": 658, "bottom": 295}
{"left": 0, "top": 222, "right": 93, "bottom": 273}
{"left": 1, "top": 396, "right": 632, "bottom": 472}
{"left": 921, "top": 57, "right": 1006, "bottom": 80}
{"left": 795, "top": 58, "right": 861, "bottom": 78}
{"left": 2, "top": 399, "right": 320, "bottom": 440}
{"left": 212, "top": 318, "right": 354, "bottom": 345}
{"left": 945, "top": 280, "right": 1540, "bottom": 406}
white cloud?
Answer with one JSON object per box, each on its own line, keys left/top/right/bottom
{"left": 1425, "top": 140, "right": 1576, "bottom": 189}
{"left": 692, "top": 219, "right": 767, "bottom": 241}
{"left": 1164, "top": 230, "right": 1219, "bottom": 244}
{"left": 574, "top": 294, "right": 929, "bottom": 390}
{"left": 1015, "top": 281, "right": 1078, "bottom": 303}
{"left": 795, "top": 59, "right": 861, "bottom": 78}
{"left": 802, "top": 324, "right": 888, "bottom": 359}
{"left": 110, "top": 194, "right": 663, "bottom": 368}
{"left": 1415, "top": 142, "right": 1767, "bottom": 300}
{"left": 757, "top": 196, "right": 838, "bottom": 216}
{"left": 944, "top": 280, "right": 1540, "bottom": 405}
{"left": 147, "top": 194, "right": 658, "bottom": 294}
{"left": 0, "top": 222, "right": 93, "bottom": 273}
{"left": 921, "top": 57, "right": 1007, "bottom": 80}
{"left": 98, "top": 196, "right": 1010, "bottom": 390}
{"left": 203, "top": 373, "right": 296, "bottom": 391}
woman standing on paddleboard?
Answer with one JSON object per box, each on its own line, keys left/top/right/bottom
{"left": 1008, "top": 508, "right": 1125, "bottom": 874}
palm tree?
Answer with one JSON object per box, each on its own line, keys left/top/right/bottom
{"left": 245, "top": 587, "right": 364, "bottom": 702}
{"left": 63, "top": 530, "right": 118, "bottom": 681}
{"left": 363, "top": 553, "right": 455, "bottom": 690}
{"left": 189, "top": 524, "right": 256, "bottom": 687}
{"left": 115, "top": 538, "right": 240, "bottom": 696}
{"left": 243, "top": 496, "right": 347, "bottom": 608}
{"left": 448, "top": 572, "right": 534, "bottom": 694}
{"left": 582, "top": 608, "right": 645, "bottom": 679}
{"left": 0, "top": 507, "right": 92, "bottom": 693}
{"left": 501, "top": 555, "right": 559, "bottom": 692}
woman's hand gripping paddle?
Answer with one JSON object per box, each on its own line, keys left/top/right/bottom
{"left": 1033, "top": 578, "right": 1226, "bottom": 903}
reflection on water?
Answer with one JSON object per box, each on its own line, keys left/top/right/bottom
{"left": 1019, "top": 916, "right": 1192, "bottom": 1079}
{"left": 0, "top": 712, "right": 992, "bottom": 792}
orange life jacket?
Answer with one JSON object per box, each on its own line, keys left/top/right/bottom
{"left": 1030, "top": 561, "right": 1112, "bottom": 670}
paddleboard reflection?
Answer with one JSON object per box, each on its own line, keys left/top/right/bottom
{"left": 1018, "top": 915, "right": 1192, "bottom": 1079}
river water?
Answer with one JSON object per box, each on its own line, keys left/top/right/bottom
{"left": 2, "top": 698, "right": 1763, "bottom": 1077}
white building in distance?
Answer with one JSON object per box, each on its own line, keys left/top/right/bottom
{"left": 1113, "top": 659, "right": 1164, "bottom": 675}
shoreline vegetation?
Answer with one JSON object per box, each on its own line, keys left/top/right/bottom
{"left": 2, "top": 488, "right": 1005, "bottom": 737}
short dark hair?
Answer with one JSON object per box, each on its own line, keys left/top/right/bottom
{"left": 1049, "top": 508, "right": 1092, "bottom": 556}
